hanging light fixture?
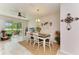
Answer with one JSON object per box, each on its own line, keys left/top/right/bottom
{"left": 35, "top": 9, "right": 40, "bottom": 23}
{"left": 61, "top": 13, "right": 79, "bottom": 30}
{"left": 36, "top": 18, "right": 40, "bottom": 22}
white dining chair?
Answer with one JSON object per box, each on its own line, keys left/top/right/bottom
{"left": 45, "top": 35, "right": 53, "bottom": 51}
{"left": 26, "top": 32, "right": 32, "bottom": 45}
{"left": 38, "top": 33, "right": 54, "bottom": 52}
{"left": 33, "top": 33, "right": 43, "bottom": 49}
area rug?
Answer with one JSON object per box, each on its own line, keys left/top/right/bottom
{"left": 19, "top": 40, "right": 59, "bottom": 55}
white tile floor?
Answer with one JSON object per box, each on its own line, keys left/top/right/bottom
{"left": 0, "top": 35, "right": 32, "bottom": 55}
{"left": 0, "top": 35, "right": 59, "bottom": 55}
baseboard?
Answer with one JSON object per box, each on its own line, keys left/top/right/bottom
{"left": 59, "top": 50, "right": 71, "bottom": 55}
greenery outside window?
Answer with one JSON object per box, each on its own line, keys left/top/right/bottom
{"left": 4, "top": 21, "right": 22, "bottom": 38}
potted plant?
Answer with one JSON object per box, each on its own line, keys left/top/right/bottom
{"left": 36, "top": 27, "right": 41, "bottom": 33}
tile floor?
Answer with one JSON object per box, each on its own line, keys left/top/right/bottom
{"left": 0, "top": 36, "right": 32, "bottom": 55}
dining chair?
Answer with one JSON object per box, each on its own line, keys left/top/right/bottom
{"left": 38, "top": 33, "right": 54, "bottom": 52}
{"left": 33, "top": 33, "right": 43, "bottom": 49}
{"left": 26, "top": 32, "right": 32, "bottom": 45}
{"left": 45, "top": 35, "right": 53, "bottom": 51}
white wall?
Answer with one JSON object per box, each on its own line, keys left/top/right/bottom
{"left": 28, "top": 13, "right": 60, "bottom": 33}
{"left": 40, "top": 13, "right": 60, "bottom": 34}
{"left": 0, "top": 4, "right": 60, "bottom": 41}
{"left": 0, "top": 4, "right": 26, "bottom": 17}
{"left": 21, "top": 20, "right": 28, "bottom": 35}
{"left": 28, "top": 19, "right": 36, "bottom": 28}
{"left": 40, "top": 13, "right": 60, "bottom": 42}
{"left": 0, "top": 4, "right": 28, "bottom": 35}
{"left": 0, "top": 20, "right": 5, "bottom": 31}
{"left": 0, "top": 4, "right": 15, "bottom": 32}
{"left": 28, "top": 13, "right": 60, "bottom": 41}
{"left": 60, "top": 3, "right": 79, "bottom": 55}
{"left": 0, "top": 4, "right": 16, "bottom": 16}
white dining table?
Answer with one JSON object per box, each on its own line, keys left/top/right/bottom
{"left": 33, "top": 33, "right": 50, "bottom": 52}
{"left": 38, "top": 36, "right": 50, "bottom": 52}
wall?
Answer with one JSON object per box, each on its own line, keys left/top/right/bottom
{"left": 0, "top": 4, "right": 28, "bottom": 35}
{"left": 0, "top": 4, "right": 26, "bottom": 18}
{"left": 0, "top": 4, "right": 17, "bottom": 16}
{"left": 21, "top": 20, "right": 28, "bottom": 35}
{"left": 0, "top": 4, "right": 15, "bottom": 32}
{"left": 28, "top": 18, "right": 36, "bottom": 29}
{"left": 0, "top": 4, "right": 60, "bottom": 41}
{"left": 40, "top": 13, "right": 60, "bottom": 41}
{"left": 40, "top": 13, "right": 60, "bottom": 34}
{"left": 60, "top": 3, "right": 79, "bottom": 55}
{"left": 0, "top": 20, "right": 5, "bottom": 31}
{"left": 28, "top": 13, "right": 60, "bottom": 41}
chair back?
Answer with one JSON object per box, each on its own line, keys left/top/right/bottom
{"left": 26, "top": 32, "right": 31, "bottom": 39}
{"left": 47, "top": 33, "right": 54, "bottom": 42}
{"left": 33, "top": 33, "right": 38, "bottom": 40}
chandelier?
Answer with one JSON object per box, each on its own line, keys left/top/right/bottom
{"left": 35, "top": 9, "right": 40, "bottom": 23}
{"left": 61, "top": 13, "right": 79, "bottom": 30}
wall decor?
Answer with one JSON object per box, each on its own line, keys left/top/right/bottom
{"left": 61, "top": 13, "right": 79, "bottom": 30}
{"left": 18, "top": 12, "right": 22, "bottom": 17}
{"left": 18, "top": 12, "right": 26, "bottom": 18}
{"left": 41, "top": 22, "right": 48, "bottom": 26}
{"left": 41, "top": 22, "right": 52, "bottom": 26}
{"left": 44, "top": 22, "right": 48, "bottom": 25}
{"left": 50, "top": 22, "right": 52, "bottom": 26}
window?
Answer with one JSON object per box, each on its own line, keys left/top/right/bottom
{"left": 4, "top": 21, "right": 22, "bottom": 35}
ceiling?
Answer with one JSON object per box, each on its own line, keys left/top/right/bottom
{"left": 0, "top": 3, "right": 60, "bottom": 18}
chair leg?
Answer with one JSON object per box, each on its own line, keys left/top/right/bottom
{"left": 49, "top": 42, "right": 51, "bottom": 52}
{"left": 33, "top": 41, "right": 36, "bottom": 47}
{"left": 43, "top": 40, "right": 45, "bottom": 53}
{"left": 27, "top": 39, "right": 29, "bottom": 43}
{"left": 37, "top": 41, "right": 40, "bottom": 49}
{"left": 29, "top": 39, "right": 32, "bottom": 45}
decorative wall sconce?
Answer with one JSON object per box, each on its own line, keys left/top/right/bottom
{"left": 61, "top": 13, "right": 79, "bottom": 30}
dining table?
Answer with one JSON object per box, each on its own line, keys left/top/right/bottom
{"left": 33, "top": 33, "right": 50, "bottom": 52}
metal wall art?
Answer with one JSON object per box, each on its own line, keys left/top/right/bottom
{"left": 61, "top": 13, "right": 79, "bottom": 30}
{"left": 41, "top": 22, "right": 52, "bottom": 26}
{"left": 41, "top": 22, "right": 48, "bottom": 26}
{"left": 50, "top": 22, "right": 52, "bottom": 26}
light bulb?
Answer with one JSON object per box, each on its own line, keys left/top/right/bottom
{"left": 36, "top": 18, "right": 40, "bottom": 22}
{"left": 37, "top": 18, "right": 40, "bottom": 22}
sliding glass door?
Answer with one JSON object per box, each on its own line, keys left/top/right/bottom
{"left": 4, "top": 21, "right": 22, "bottom": 37}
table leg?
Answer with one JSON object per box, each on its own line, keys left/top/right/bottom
{"left": 43, "top": 39, "right": 45, "bottom": 53}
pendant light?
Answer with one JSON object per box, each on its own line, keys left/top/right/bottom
{"left": 36, "top": 9, "right": 40, "bottom": 23}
